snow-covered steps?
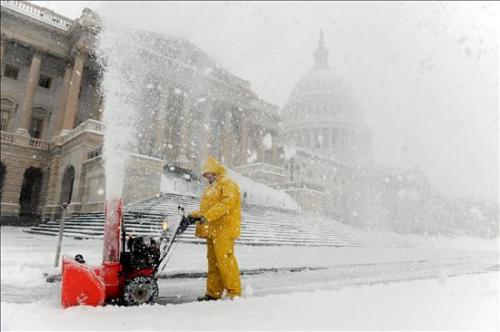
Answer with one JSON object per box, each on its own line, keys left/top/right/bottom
{"left": 26, "top": 193, "right": 416, "bottom": 248}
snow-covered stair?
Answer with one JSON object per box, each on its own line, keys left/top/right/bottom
{"left": 26, "top": 193, "right": 415, "bottom": 248}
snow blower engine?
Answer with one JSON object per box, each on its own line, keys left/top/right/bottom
{"left": 60, "top": 199, "right": 199, "bottom": 307}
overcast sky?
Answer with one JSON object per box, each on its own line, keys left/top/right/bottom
{"left": 33, "top": 1, "right": 499, "bottom": 202}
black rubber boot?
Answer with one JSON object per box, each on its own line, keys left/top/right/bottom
{"left": 197, "top": 294, "right": 218, "bottom": 302}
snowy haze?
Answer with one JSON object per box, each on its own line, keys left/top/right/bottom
{"left": 34, "top": 1, "right": 499, "bottom": 201}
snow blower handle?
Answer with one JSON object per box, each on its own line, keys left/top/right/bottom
{"left": 177, "top": 215, "right": 200, "bottom": 234}
{"left": 155, "top": 207, "right": 201, "bottom": 276}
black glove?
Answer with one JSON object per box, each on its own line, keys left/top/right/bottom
{"left": 177, "top": 215, "right": 200, "bottom": 234}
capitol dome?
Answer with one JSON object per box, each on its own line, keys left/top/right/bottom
{"left": 280, "top": 30, "right": 372, "bottom": 163}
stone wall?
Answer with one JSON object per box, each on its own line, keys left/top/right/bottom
{"left": 0, "top": 136, "right": 51, "bottom": 217}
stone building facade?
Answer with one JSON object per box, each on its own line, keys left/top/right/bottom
{"left": 117, "top": 27, "right": 282, "bottom": 173}
{"left": 1, "top": 2, "right": 496, "bottom": 237}
{"left": 0, "top": 2, "right": 280, "bottom": 223}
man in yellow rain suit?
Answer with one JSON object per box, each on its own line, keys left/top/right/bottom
{"left": 190, "top": 156, "right": 242, "bottom": 300}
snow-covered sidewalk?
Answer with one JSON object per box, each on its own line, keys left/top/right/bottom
{"left": 1, "top": 227, "right": 498, "bottom": 330}
{"left": 2, "top": 272, "right": 498, "bottom": 330}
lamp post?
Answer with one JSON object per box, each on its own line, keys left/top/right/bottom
{"left": 54, "top": 203, "right": 68, "bottom": 267}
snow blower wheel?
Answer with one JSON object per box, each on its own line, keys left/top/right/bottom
{"left": 123, "top": 276, "right": 159, "bottom": 306}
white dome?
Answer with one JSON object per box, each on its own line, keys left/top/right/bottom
{"left": 288, "top": 67, "right": 354, "bottom": 105}
{"left": 279, "top": 31, "right": 372, "bottom": 163}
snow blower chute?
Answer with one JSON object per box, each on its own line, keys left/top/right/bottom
{"left": 61, "top": 199, "right": 198, "bottom": 307}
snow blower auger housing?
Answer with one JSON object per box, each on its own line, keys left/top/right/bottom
{"left": 61, "top": 200, "right": 198, "bottom": 307}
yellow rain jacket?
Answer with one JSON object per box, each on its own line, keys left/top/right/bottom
{"left": 192, "top": 156, "right": 241, "bottom": 240}
{"left": 191, "top": 156, "right": 242, "bottom": 298}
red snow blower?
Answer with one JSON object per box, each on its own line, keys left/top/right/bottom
{"left": 61, "top": 199, "right": 198, "bottom": 307}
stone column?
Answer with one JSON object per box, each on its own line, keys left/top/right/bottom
{"left": 239, "top": 113, "right": 249, "bottom": 166}
{"left": 323, "top": 128, "right": 329, "bottom": 149}
{"left": 269, "top": 130, "right": 277, "bottom": 164}
{"left": 42, "top": 153, "right": 61, "bottom": 220}
{"left": 221, "top": 107, "right": 233, "bottom": 165}
{"left": 199, "top": 100, "right": 213, "bottom": 167}
{"left": 175, "top": 96, "right": 193, "bottom": 169}
{"left": 61, "top": 50, "right": 84, "bottom": 134}
{"left": 51, "top": 63, "right": 72, "bottom": 139}
{"left": 0, "top": 34, "right": 7, "bottom": 75}
{"left": 256, "top": 125, "right": 265, "bottom": 162}
{"left": 153, "top": 84, "right": 169, "bottom": 158}
{"left": 15, "top": 51, "right": 42, "bottom": 141}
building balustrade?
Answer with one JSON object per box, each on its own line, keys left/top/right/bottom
{"left": 62, "top": 119, "right": 104, "bottom": 144}
{"left": 0, "top": 131, "right": 14, "bottom": 143}
{"left": 87, "top": 147, "right": 102, "bottom": 160}
{"left": 0, "top": 130, "right": 51, "bottom": 150}
{"left": 236, "top": 162, "right": 288, "bottom": 177}
{"left": 29, "top": 136, "right": 52, "bottom": 149}
{"left": 2, "top": 0, "right": 72, "bottom": 31}
{"left": 1, "top": 119, "right": 103, "bottom": 150}
{"left": 274, "top": 182, "right": 325, "bottom": 192}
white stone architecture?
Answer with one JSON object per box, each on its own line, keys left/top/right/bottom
{"left": 0, "top": 3, "right": 496, "bottom": 238}
{"left": 0, "top": 2, "right": 280, "bottom": 223}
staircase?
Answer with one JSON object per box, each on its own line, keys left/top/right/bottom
{"left": 26, "top": 193, "right": 415, "bottom": 248}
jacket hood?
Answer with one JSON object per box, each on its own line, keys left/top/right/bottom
{"left": 202, "top": 156, "right": 226, "bottom": 177}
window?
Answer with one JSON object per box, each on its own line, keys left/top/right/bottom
{"left": 4, "top": 64, "right": 20, "bottom": 80}
{"left": 38, "top": 74, "right": 52, "bottom": 89}
{"left": 29, "top": 118, "right": 44, "bottom": 139}
{"left": 1, "top": 110, "right": 10, "bottom": 131}
{"left": 1, "top": 98, "right": 15, "bottom": 131}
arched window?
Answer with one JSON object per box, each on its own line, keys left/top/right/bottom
{"left": 59, "top": 166, "right": 75, "bottom": 205}
{"left": 19, "top": 167, "right": 43, "bottom": 216}
{"left": 0, "top": 162, "right": 6, "bottom": 201}
{"left": 1, "top": 98, "right": 16, "bottom": 132}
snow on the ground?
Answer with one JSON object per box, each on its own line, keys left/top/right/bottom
{"left": 1, "top": 272, "right": 498, "bottom": 330}
{"left": 160, "top": 169, "right": 301, "bottom": 210}
{"left": 160, "top": 173, "right": 199, "bottom": 196}
{"left": 227, "top": 169, "right": 301, "bottom": 210}
{"left": 1, "top": 227, "right": 498, "bottom": 330}
{"left": 2, "top": 227, "right": 497, "bottom": 287}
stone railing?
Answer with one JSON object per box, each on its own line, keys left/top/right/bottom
{"left": 87, "top": 147, "right": 102, "bottom": 160}
{"left": 29, "top": 137, "right": 52, "bottom": 150}
{"left": 274, "top": 182, "right": 325, "bottom": 193}
{"left": 0, "top": 131, "right": 14, "bottom": 143}
{"left": 62, "top": 119, "right": 104, "bottom": 144}
{"left": 250, "top": 99, "right": 279, "bottom": 116}
{"left": 0, "top": 130, "right": 51, "bottom": 150}
{"left": 1, "top": 0, "right": 73, "bottom": 31}
{"left": 236, "top": 162, "right": 288, "bottom": 178}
